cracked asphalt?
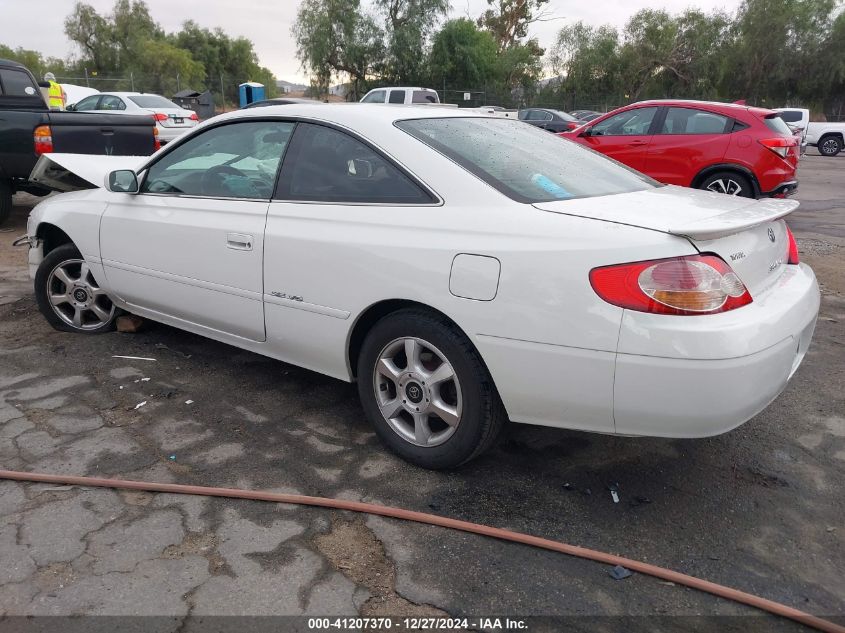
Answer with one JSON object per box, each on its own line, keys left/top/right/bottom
{"left": 0, "top": 154, "right": 843, "bottom": 632}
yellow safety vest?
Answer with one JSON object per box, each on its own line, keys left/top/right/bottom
{"left": 47, "top": 81, "right": 65, "bottom": 110}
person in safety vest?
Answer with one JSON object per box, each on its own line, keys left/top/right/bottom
{"left": 44, "top": 72, "right": 66, "bottom": 110}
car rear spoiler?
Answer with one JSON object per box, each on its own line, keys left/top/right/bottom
{"left": 665, "top": 198, "right": 800, "bottom": 241}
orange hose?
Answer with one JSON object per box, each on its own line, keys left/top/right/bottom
{"left": 1, "top": 469, "right": 841, "bottom": 633}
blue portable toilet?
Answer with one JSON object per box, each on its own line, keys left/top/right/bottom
{"left": 238, "top": 82, "right": 265, "bottom": 107}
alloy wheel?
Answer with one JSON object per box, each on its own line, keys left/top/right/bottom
{"left": 705, "top": 178, "right": 743, "bottom": 196}
{"left": 46, "top": 259, "right": 115, "bottom": 330}
{"left": 372, "top": 336, "right": 463, "bottom": 447}
{"left": 821, "top": 138, "right": 840, "bottom": 156}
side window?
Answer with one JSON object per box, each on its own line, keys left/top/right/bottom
{"left": 277, "top": 123, "right": 434, "bottom": 204}
{"left": 526, "top": 110, "right": 545, "bottom": 121}
{"left": 0, "top": 69, "right": 39, "bottom": 97}
{"left": 99, "top": 95, "right": 126, "bottom": 111}
{"left": 591, "top": 107, "right": 658, "bottom": 136}
{"left": 412, "top": 90, "right": 437, "bottom": 104}
{"left": 361, "top": 90, "right": 386, "bottom": 104}
{"left": 660, "top": 108, "right": 729, "bottom": 135}
{"left": 142, "top": 121, "right": 294, "bottom": 199}
{"left": 74, "top": 96, "right": 101, "bottom": 111}
{"left": 388, "top": 90, "right": 405, "bottom": 104}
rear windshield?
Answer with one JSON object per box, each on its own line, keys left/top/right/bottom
{"left": 397, "top": 117, "right": 656, "bottom": 203}
{"left": 778, "top": 110, "right": 804, "bottom": 123}
{"left": 129, "top": 95, "right": 181, "bottom": 109}
{"left": 549, "top": 109, "right": 578, "bottom": 122}
{"left": 764, "top": 115, "right": 794, "bottom": 136}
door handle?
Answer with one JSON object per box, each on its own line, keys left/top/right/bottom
{"left": 226, "top": 233, "right": 253, "bottom": 251}
{"left": 628, "top": 140, "right": 648, "bottom": 146}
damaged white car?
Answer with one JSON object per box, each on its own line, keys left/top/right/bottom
{"left": 18, "top": 105, "right": 820, "bottom": 469}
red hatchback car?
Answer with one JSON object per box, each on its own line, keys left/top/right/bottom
{"left": 559, "top": 100, "right": 798, "bottom": 198}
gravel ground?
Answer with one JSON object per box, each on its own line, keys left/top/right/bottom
{"left": 0, "top": 155, "right": 842, "bottom": 632}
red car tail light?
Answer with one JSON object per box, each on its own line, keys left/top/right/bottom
{"left": 189, "top": 112, "right": 199, "bottom": 121}
{"left": 590, "top": 254, "right": 753, "bottom": 315}
{"left": 786, "top": 225, "right": 799, "bottom": 264}
{"left": 566, "top": 121, "right": 579, "bottom": 130}
{"left": 152, "top": 126, "right": 161, "bottom": 151}
{"left": 34, "top": 125, "right": 53, "bottom": 155}
{"left": 153, "top": 112, "right": 169, "bottom": 122}
{"left": 759, "top": 137, "right": 796, "bottom": 159}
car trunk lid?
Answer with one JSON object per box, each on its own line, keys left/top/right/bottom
{"left": 533, "top": 185, "right": 797, "bottom": 295}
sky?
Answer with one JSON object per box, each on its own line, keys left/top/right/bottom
{"left": 2, "top": 0, "right": 743, "bottom": 83}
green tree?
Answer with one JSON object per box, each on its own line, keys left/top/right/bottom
{"left": 429, "top": 18, "right": 498, "bottom": 88}
{"left": 292, "top": 0, "right": 384, "bottom": 99}
{"left": 477, "top": 0, "right": 550, "bottom": 52}
{"left": 0, "top": 45, "right": 69, "bottom": 80}
{"left": 376, "top": 0, "right": 450, "bottom": 83}
{"left": 172, "top": 22, "right": 277, "bottom": 104}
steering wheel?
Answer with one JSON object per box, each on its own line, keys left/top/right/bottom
{"left": 201, "top": 165, "right": 248, "bottom": 197}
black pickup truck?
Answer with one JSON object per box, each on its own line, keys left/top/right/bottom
{"left": 0, "top": 59, "right": 157, "bottom": 224}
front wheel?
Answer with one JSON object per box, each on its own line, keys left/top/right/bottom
{"left": 357, "top": 309, "right": 506, "bottom": 469}
{"left": 34, "top": 243, "right": 117, "bottom": 334}
{"left": 818, "top": 135, "right": 842, "bottom": 157}
{"left": 698, "top": 171, "right": 754, "bottom": 198}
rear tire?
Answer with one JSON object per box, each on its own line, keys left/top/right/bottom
{"left": 698, "top": 171, "right": 754, "bottom": 198}
{"left": 0, "top": 180, "right": 12, "bottom": 227}
{"left": 34, "top": 243, "right": 117, "bottom": 334}
{"left": 818, "top": 135, "right": 842, "bottom": 157}
{"left": 357, "top": 309, "right": 507, "bottom": 469}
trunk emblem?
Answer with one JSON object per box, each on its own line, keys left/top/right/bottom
{"left": 768, "top": 228, "right": 776, "bottom": 242}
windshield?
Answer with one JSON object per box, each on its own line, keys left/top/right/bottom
{"left": 397, "top": 117, "right": 656, "bottom": 203}
{"left": 129, "top": 95, "right": 181, "bottom": 109}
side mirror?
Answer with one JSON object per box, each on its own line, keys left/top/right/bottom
{"left": 106, "top": 169, "right": 139, "bottom": 193}
{"left": 66, "top": 103, "right": 76, "bottom": 111}
{"left": 37, "top": 81, "right": 50, "bottom": 88}
{"left": 579, "top": 126, "right": 593, "bottom": 137}
{"left": 347, "top": 158, "right": 373, "bottom": 179}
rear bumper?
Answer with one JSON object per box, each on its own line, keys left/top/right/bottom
{"left": 760, "top": 180, "right": 798, "bottom": 198}
{"left": 156, "top": 125, "right": 195, "bottom": 142}
{"left": 614, "top": 263, "right": 819, "bottom": 436}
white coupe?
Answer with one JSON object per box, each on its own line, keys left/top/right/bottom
{"left": 20, "top": 104, "right": 820, "bottom": 469}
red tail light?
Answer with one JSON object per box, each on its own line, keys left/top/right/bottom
{"left": 759, "top": 137, "right": 797, "bottom": 159}
{"left": 567, "top": 121, "right": 579, "bottom": 130}
{"left": 590, "top": 254, "right": 753, "bottom": 315}
{"left": 34, "top": 125, "right": 53, "bottom": 155}
{"left": 189, "top": 112, "right": 199, "bottom": 121}
{"left": 153, "top": 112, "right": 169, "bottom": 122}
{"left": 786, "top": 225, "right": 799, "bottom": 264}
{"left": 153, "top": 126, "right": 161, "bottom": 151}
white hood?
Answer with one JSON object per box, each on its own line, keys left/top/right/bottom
{"left": 29, "top": 153, "right": 147, "bottom": 192}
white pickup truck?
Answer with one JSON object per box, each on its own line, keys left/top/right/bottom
{"left": 805, "top": 121, "right": 845, "bottom": 156}
{"left": 360, "top": 87, "right": 441, "bottom": 105}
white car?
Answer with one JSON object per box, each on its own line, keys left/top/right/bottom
{"left": 19, "top": 105, "right": 819, "bottom": 469}
{"left": 67, "top": 91, "right": 199, "bottom": 143}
